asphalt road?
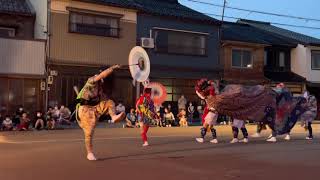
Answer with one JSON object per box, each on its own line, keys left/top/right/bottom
{"left": 0, "top": 124, "right": 320, "bottom": 180}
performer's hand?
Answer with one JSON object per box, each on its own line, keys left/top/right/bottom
{"left": 111, "top": 64, "right": 121, "bottom": 70}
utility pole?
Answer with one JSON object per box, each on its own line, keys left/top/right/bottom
{"left": 218, "top": 0, "right": 227, "bottom": 82}
{"left": 45, "top": 0, "right": 51, "bottom": 112}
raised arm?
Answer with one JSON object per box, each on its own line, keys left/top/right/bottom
{"left": 93, "top": 64, "right": 121, "bottom": 82}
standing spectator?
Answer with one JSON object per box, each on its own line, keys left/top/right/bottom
{"left": 1, "top": 115, "right": 13, "bottom": 131}
{"left": 13, "top": 105, "right": 25, "bottom": 126}
{"left": 197, "top": 104, "right": 203, "bottom": 120}
{"left": 17, "top": 113, "right": 31, "bottom": 131}
{"left": 34, "top": 111, "right": 45, "bottom": 130}
{"left": 125, "top": 108, "right": 137, "bottom": 128}
{"left": 59, "top": 105, "right": 72, "bottom": 125}
{"left": 116, "top": 101, "right": 126, "bottom": 114}
{"left": 178, "top": 95, "right": 187, "bottom": 110}
{"left": 187, "top": 102, "right": 195, "bottom": 124}
{"left": 164, "top": 108, "right": 175, "bottom": 127}
{"left": 167, "top": 104, "right": 172, "bottom": 112}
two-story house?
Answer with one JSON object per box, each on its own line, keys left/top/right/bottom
{"left": 48, "top": 0, "right": 221, "bottom": 109}
{"left": 135, "top": 0, "right": 221, "bottom": 104}
{"left": 0, "top": 0, "right": 46, "bottom": 114}
{"left": 239, "top": 19, "right": 320, "bottom": 99}
{"left": 48, "top": 0, "right": 138, "bottom": 108}
{"left": 222, "top": 20, "right": 307, "bottom": 95}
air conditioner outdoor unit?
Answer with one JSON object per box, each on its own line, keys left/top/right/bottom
{"left": 141, "top": 38, "right": 155, "bottom": 48}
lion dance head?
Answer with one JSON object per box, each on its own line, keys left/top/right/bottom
{"left": 195, "top": 78, "right": 217, "bottom": 99}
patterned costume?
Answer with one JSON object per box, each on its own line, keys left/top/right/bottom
{"left": 136, "top": 88, "right": 157, "bottom": 146}
{"left": 300, "top": 92, "right": 317, "bottom": 139}
{"left": 76, "top": 66, "right": 124, "bottom": 160}
{"left": 195, "top": 79, "right": 306, "bottom": 142}
{"left": 195, "top": 79, "right": 218, "bottom": 143}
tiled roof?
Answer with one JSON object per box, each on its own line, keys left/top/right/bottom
{"left": 222, "top": 22, "right": 298, "bottom": 47}
{"left": 264, "top": 71, "right": 306, "bottom": 83}
{"left": 238, "top": 19, "right": 320, "bottom": 46}
{"left": 0, "top": 0, "right": 34, "bottom": 16}
{"left": 77, "top": 0, "right": 220, "bottom": 24}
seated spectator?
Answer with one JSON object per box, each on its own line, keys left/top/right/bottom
{"left": 13, "top": 105, "right": 25, "bottom": 126}
{"left": 51, "top": 105, "right": 60, "bottom": 121}
{"left": 0, "top": 113, "right": 3, "bottom": 128}
{"left": 125, "top": 108, "right": 137, "bottom": 128}
{"left": 164, "top": 108, "right": 175, "bottom": 127}
{"left": 116, "top": 101, "right": 126, "bottom": 114}
{"left": 17, "top": 113, "right": 31, "bottom": 131}
{"left": 156, "top": 111, "right": 164, "bottom": 127}
{"left": 34, "top": 111, "right": 45, "bottom": 130}
{"left": 178, "top": 109, "right": 188, "bottom": 127}
{"left": 46, "top": 107, "right": 55, "bottom": 130}
{"left": 59, "top": 105, "right": 71, "bottom": 125}
{"left": 2, "top": 115, "right": 13, "bottom": 131}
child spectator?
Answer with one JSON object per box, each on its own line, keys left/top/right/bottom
{"left": 2, "top": 115, "right": 13, "bottom": 131}
{"left": 178, "top": 109, "right": 188, "bottom": 127}
{"left": 125, "top": 108, "right": 137, "bottom": 128}
{"left": 17, "top": 113, "right": 31, "bottom": 131}
{"left": 34, "top": 111, "right": 45, "bottom": 130}
{"left": 156, "top": 111, "right": 164, "bottom": 127}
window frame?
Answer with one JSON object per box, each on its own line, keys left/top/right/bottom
{"left": 153, "top": 28, "right": 209, "bottom": 57}
{"left": 0, "top": 27, "right": 16, "bottom": 38}
{"left": 68, "top": 11, "right": 121, "bottom": 38}
{"left": 311, "top": 50, "right": 320, "bottom": 70}
{"left": 231, "top": 48, "right": 253, "bottom": 69}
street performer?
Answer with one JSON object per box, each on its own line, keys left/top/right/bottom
{"left": 195, "top": 79, "right": 219, "bottom": 144}
{"left": 76, "top": 65, "right": 125, "bottom": 161}
{"left": 136, "top": 88, "right": 158, "bottom": 147}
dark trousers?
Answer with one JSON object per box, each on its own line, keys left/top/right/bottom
{"left": 232, "top": 126, "right": 248, "bottom": 139}
{"left": 306, "top": 122, "right": 313, "bottom": 138}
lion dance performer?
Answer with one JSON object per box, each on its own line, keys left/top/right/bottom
{"left": 300, "top": 91, "right": 317, "bottom": 140}
{"left": 195, "top": 79, "right": 306, "bottom": 143}
{"left": 136, "top": 88, "right": 158, "bottom": 146}
{"left": 76, "top": 65, "right": 125, "bottom": 161}
{"left": 195, "top": 79, "right": 219, "bottom": 144}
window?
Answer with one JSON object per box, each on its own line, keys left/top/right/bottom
{"left": 232, "top": 49, "right": 253, "bottom": 68}
{"left": 312, "top": 51, "right": 320, "bottom": 70}
{"left": 0, "top": 27, "right": 15, "bottom": 38}
{"left": 279, "top": 52, "right": 285, "bottom": 67}
{"left": 69, "top": 12, "right": 120, "bottom": 37}
{"left": 264, "top": 51, "right": 267, "bottom": 66}
{"left": 154, "top": 29, "right": 207, "bottom": 56}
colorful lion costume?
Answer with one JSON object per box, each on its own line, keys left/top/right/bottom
{"left": 195, "top": 79, "right": 306, "bottom": 135}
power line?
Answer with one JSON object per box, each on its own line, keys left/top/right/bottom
{"left": 183, "top": 0, "right": 320, "bottom": 22}
{"left": 205, "top": 13, "right": 320, "bottom": 30}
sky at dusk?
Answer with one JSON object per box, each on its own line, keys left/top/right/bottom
{"left": 179, "top": 0, "right": 320, "bottom": 39}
